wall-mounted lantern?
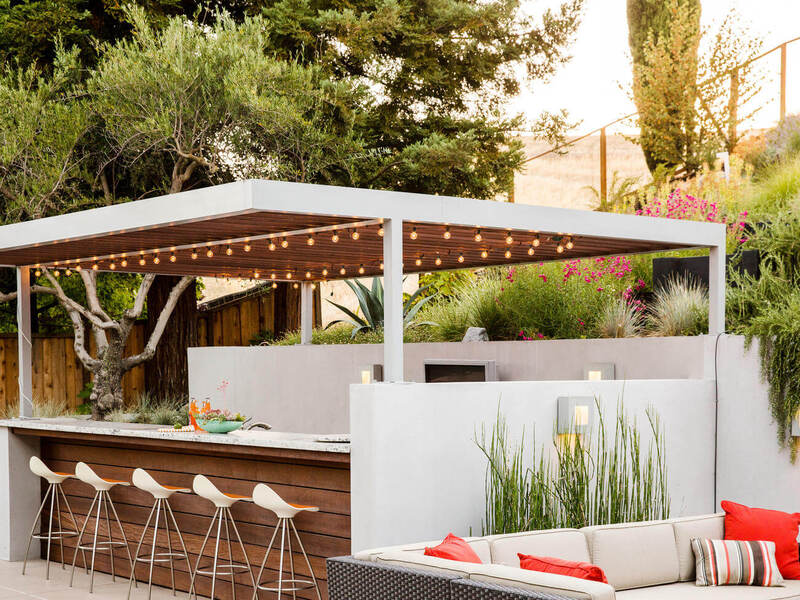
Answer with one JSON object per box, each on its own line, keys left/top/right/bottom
{"left": 359, "top": 364, "right": 384, "bottom": 384}
{"left": 583, "top": 363, "right": 615, "bottom": 381}
{"left": 557, "top": 396, "right": 594, "bottom": 435}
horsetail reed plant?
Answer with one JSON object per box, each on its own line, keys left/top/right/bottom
{"left": 475, "top": 399, "right": 670, "bottom": 535}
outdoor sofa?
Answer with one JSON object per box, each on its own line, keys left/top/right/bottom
{"left": 328, "top": 513, "right": 800, "bottom": 599}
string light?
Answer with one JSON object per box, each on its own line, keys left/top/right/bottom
{"left": 322, "top": 268, "right": 328, "bottom": 277}
{"left": 410, "top": 227, "right": 418, "bottom": 240}
{"left": 153, "top": 254, "right": 161, "bottom": 264}
{"left": 415, "top": 257, "right": 422, "bottom": 267}
{"left": 506, "top": 249, "right": 513, "bottom": 259}
{"left": 528, "top": 245, "right": 535, "bottom": 256}
{"left": 358, "top": 264, "right": 365, "bottom": 275}
{"left": 139, "top": 253, "right": 146, "bottom": 266}
{"left": 293, "top": 283, "right": 299, "bottom": 289}
{"left": 331, "top": 231, "right": 339, "bottom": 243}
{"left": 311, "top": 283, "right": 317, "bottom": 290}
{"left": 379, "top": 262, "right": 384, "bottom": 271}
{"left": 206, "top": 246, "right": 214, "bottom": 258}
{"left": 75, "top": 264, "right": 82, "bottom": 272}
{"left": 281, "top": 238, "right": 289, "bottom": 249}
{"left": 225, "top": 245, "right": 233, "bottom": 256}
{"left": 244, "top": 240, "right": 252, "bottom": 252}
{"left": 272, "top": 282, "right": 278, "bottom": 289}
{"left": 268, "top": 240, "right": 277, "bottom": 251}
{"left": 109, "top": 262, "right": 116, "bottom": 270}
{"left": 286, "top": 271, "right": 293, "bottom": 279}
{"left": 34, "top": 269, "right": 41, "bottom": 277}
{"left": 458, "top": 253, "right": 465, "bottom": 263}
{"left": 443, "top": 227, "right": 451, "bottom": 240}
{"left": 532, "top": 235, "right": 541, "bottom": 247}
{"left": 254, "top": 271, "right": 261, "bottom": 279}
{"left": 270, "top": 273, "right": 276, "bottom": 280}
{"left": 378, "top": 225, "right": 384, "bottom": 237}
{"left": 92, "top": 263, "right": 99, "bottom": 271}
{"left": 306, "top": 271, "right": 312, "bottom": 279}
{"left": 435, "top": 255, "right": 442, "bottom": 266}
{"left": 339, "top": 266, "right": 346, "bottom": 276}
{"left": 481, "top": 250, "right": 489, "bottom": 259}
{"left": 505, "top": 232, "right": 514, "bottom": 245}
{"left": 65, "top": 268, "right": 72, "bottom": 277}
{"left": 170, "top": 252, "right": 177, "bottom": 263}
{"left": 351, "top": 229, "right": 360, "bottom": 241}
{"left": 307, "top": 234, "right": 315, "bottom": 246}
{"left": 556, "top": 242, "right": 565, "bottom": 254}
{"left": 474, "top": 229, "right": 482, "bottom": 242}
{"left": 54, "top": 269, "right": 60, "bottom": 278}
{"left": 121, "top": 255, "right": 128, "bottom": 267}
{"left": 566, "top": 237, "right": 574, "bottom": 250}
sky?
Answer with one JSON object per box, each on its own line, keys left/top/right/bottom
{"left": 511, "top": 0, "right": 800, "bottom": 134}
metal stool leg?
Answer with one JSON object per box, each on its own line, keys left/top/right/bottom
{"left": 127, "top": 501, "right": 157, "bottom": 600}
{"left": 251, "top": 523, "right": 280, "bottom": 600}
{"left": 290, "top": 520, "right": 322, "bottom": 600}
{"left": 106, "top": 490, "right": 137, "bottom": 586}
{"left": 226, "top": 509, "right": 256, "bottom": 594}
{"left": 70, "top": 491, "right": 99, "bottom": 586}
{"left": 22, "top": 483, "right": 53, "bottom": 576}
{"left": 164, "top": 500, "right": 193, "bottom": 590}
{"left": 58, "top": 484, "right": 88, "bottom": 573}
{"left": 189, "top": 507, "right": 220, "bottom": 600}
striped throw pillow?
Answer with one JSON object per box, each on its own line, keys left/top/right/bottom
{"left": 690, "top": 538, "right": 784, "bottom": 587}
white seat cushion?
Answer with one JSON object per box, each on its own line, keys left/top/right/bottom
{"left": 468, "top": 563, "right": 616, "bottom": 600}
{"left": 354, "top": 537, "right": 492, "bottom": 563}
{"left": 489, "top": 529, "right": 591, "bottom": 567}
{"left": 582, "top": 522, "right": 679, "bottom": 590}
{"left": 616, "top": 580, "right": 800, "bottom": 599}
{"left": 669, "top": 513, "right": 724, "bottom": 581}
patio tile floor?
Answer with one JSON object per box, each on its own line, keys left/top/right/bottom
{"left": 0, "top": 559, "right": 201, "bottom": 599}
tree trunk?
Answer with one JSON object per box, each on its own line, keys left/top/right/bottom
{"left": 144, "top": 276, "right": 197, "bottom": 400}
{"left": 90, "top": 345, "right": 125, "bottom": 420}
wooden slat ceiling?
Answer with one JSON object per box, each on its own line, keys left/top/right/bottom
{"left": 0, "top": 210, "right": 693, "bottom": 282}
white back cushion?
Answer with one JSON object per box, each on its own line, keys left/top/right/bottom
{"left": 375, "top": 550, "right": 485, "bottom": 576}
{"left": 581, "top": 522, "right": 679, "bottom": 590}
{"left": 489, "top": 529, "right": 591, "bottom": 566}
{"left": 354, "top": 537, "right": 492, "bottom": 564}
{"left": 670, "top": 513, "right": 724, "bottom": 581}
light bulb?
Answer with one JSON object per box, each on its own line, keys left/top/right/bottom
{"left": 244, "top": 242, "right": 252, "bottom": 252}
{"left": 528, "top": 246, "right": 535, "bottom": 256}
{"left": 505, "top": 249, "right": 512, "bottom": 259}
{"left": 410, "top": 227, "right": 418, "bottom": 240}
{"left": 435, "top": 256, "right": 442, "bottom": 266}
{"left": 306, "top": 271, "right": 312, "bottom": 279}
{"left": 481, "top": 250, "right": 488, "bottom": 259}
{"left": 170, "top": 253, "right": 177, "bottom": 263}
{"left": 109, "top": 262, "right": 116, "bottom": 270}
{"left": 54, "top": 269, "right": 60, "bottom": 278}
{"left": 331, "top": 232, "right": 339, "bottom": 243}
{"left": 92, "top": 263, "right": 99, "bottom": 271}
{"left": 254, "top": 271, "right": 260, "bottom": 279}
{"left": 358, "top": 265, "right": 365, "bottom": 275}
{"left": 65, "top": 269, "right": 72, "bottom": 277}
{"left": 272, "top": 282, "right": 278, "bottom": 288}
{"left": 378, "top": 226, "right": 384, "bottom": 237}
{"left": 533, "top": 236, "right": 540, "bottom": 247}
{"left": 443, "top": 227, "right": 451, "bottom": 240}
{"left": 322, "top": 268, "right": 328, "bottom": 277}
{"left": 293, "top": 282, "right": 299, "bottom": 289}
{"left": 270, "top": 273, "right": 276, "bottom": 280}
{"left": 226, "top": 245, "right": 233, "bottom": 256}
{"left": 206, "top": 247, "right": 214, "bottom": 258}
{"left": 139, "top": 255, "right": 146, "bottom": 266}
{"left": 286, "top": 272, "right": 293, "bottom": 279}
{"left": 474, "top": 229, "right": 482, "bottom": 242}
{"left": 352, "top": 229, "right": 360, "bottom": 241}
{"left": 281, "top": 238, "right": 289, "bottom": 248}
{"left": 268, "top": 241, "right": 276, "bottom": 251}
{"left": 34, "top": 269, "right": 41, "bottom": 277}
{"left": 121, "top": 258, "right": 128, "bottom": 267}
{"left": 307, "top": 235, "right": 315, "bottom": 246}
{"left": 557, "top": 244, "right": 564, "bottom": 254}
{"left": 311, "top": 283, "right": 316, "bottom": 290}
{"left": 506, "top": 233, "right": 514, "bottom": 245}
{"left": 339, "top": 266, "right": 346, "bottom": 275}
{"left": 75, "top": 265, "right": 82, "bottom": 272}
{"left": 379, "top": 262, "right": 384, "bottom": 270}
{"left": 458, "top": 254, "right": 465, "bottom": 263}
{"left": 566, "top": 238, "right": 574, "bottom": 250}
{"left": 153, "top": 254, "right": 160, "bottom": 264}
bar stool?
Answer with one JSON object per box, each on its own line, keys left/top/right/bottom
{"left": 251, "top": 483, "right": 322, "bottom": 600}
{"left": 127, "top": 468, "right": 192, "bottom": 600}
{"left": 22, "top": 456, "right": 86, "bottom": 580}
{"left": 189, "top": 475, "right": 257, "bottom": 600}
{"left": 70, "top": 461, "right": 137, "bottom": 593}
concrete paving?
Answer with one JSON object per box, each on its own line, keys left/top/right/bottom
{"left": 0, "top": 559, "right": 192, "bottom": 599}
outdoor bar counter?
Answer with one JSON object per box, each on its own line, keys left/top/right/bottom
{"left": 0, "top": 418, "right": 350, "bottom": 599}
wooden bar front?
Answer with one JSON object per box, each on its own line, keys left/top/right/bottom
{"left": 14, "top": 427, "right": 350, "bottom": 600}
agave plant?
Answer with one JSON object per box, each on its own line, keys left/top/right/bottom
{"left": 326, "top": 278, "right": 437, "bottom": 338}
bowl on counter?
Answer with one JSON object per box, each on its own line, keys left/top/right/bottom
{"left": 195, "top": 419, "right": 245, "bottom": 434}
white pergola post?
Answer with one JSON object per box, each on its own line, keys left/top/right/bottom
{"left": 300, "top": 281, "right": 314, "bottom": 345}
{"left": 708, "top": 238, "right": 726, "bottom": 335}
{"left": 383, "top": 218, "right": 404, "bottom": 382}
{"left": 16, "top": 267, "right": 33, "bottom": 418}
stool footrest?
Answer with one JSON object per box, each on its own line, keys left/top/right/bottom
{"left": 134, "top": 551, "right": 189, "bottom": 564}
{"left": 33, "top": 530, "right": 79, "bottom": 541}
{"left": 195, "top": 562, "right": 251, "bottom": 577}
{"left": 77, "top": 540, "right": 128, "bottom": 551}
{"left": 257, "top": 578, "right": 316, "bottom": 593}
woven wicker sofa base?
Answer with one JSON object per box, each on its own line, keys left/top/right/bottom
{"left": 327, "top": 556, "right": 572, "bottom": 600}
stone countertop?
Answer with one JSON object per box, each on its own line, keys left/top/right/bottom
{"left": 0, "top": 418, "right": 351, "bottom": 454}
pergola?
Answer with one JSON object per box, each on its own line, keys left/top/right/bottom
{"left": 0, "top": 180, "right": 727, "bottom": 414}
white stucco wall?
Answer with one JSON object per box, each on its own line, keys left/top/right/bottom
{"left": 349, "top": 379, "right": 717, "bottom": 552}
{"left": 188, "top": 336, "right": 714, "bottom": 433}
{"left": 0, "top": 428, "right": 40, "bottom": 561}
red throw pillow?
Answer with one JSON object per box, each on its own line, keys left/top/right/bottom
{"left": 518, "top": 554, "right": 608, "bottom": 583}
{"left": 722, "top": 500, "right": 800, "bottom": 579}
{"left": 424, "top": 533, "right": 482, "bottom": 564}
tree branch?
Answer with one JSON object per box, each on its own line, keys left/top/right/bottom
{"left": 0, "top": 290, "right": 17, "bottom": 302}
{"left": 79, "top": 269, "right": 114, "bottom": 323}
{"left": 123, "top": 276, "right": 194, "bottom": 369}
{"left": 123, "top": 273, "right": 155, "bottom": 321}
{"left": 41, "top": 268, "right": 119, "bottom": 331}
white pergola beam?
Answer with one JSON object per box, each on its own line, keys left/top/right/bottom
{"left": 383, "top": 218, "right": 404, "bottom": 382}
{"left": 708, "top": 234, "right": 727, "bottom": 335}
{"left": 300, "top": 282, "right": 314, "bottom": 345}
{"left": 16, "top": 267, "right": 33, "bottom": 418}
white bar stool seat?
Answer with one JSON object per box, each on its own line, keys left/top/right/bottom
{"left": 127, "top": 468, "right": 192, "bottom": 600}
{"left": 69, "top": 461, "right": 137, "bottom": 593}
{"left": 251, "top": 483, "right": 322, "bottom": 600}
{"left": 23, "top": 457, "right": 86, "bottom": 580}
{"left": 189, "top": 474, "right": 257, "bottom": 600}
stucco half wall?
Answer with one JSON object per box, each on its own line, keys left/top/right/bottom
{"left": 188, "top": 336, "right": 714, "bottom": 433}
{"left": 349, "top": 379, "right": 717, "bottom": 552}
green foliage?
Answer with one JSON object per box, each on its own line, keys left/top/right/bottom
{"left": 746, "top": 154, "right": 800, "bottom": 218}
{"left": 418, "top": 271, "right": 475, "bottom": 300}
{"left": 0, "top": 45, "right": 90, "bottom": 222}
{"left": 106, "top": 392, "right": 190, "bottom": 426}
{"left": 596, "top": 298, "right": 644, "bottom": 338}
{"left": 647, "top": 276, "right": 708, "bottom": 337}
{"left": 728, "top": 214, "right": 800, "bottom": 459}
{"left": 475, "top": 402, "right": 670, "bottom": 534}
{"left": 271, "top": 323, "right": 439, "bottom": 346}
{"left": 326, "top": 278, "right": 436, "bottom": 338}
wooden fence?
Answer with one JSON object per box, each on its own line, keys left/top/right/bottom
{"left": 0, "top": 284, "right": 319, "bottom": 412}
